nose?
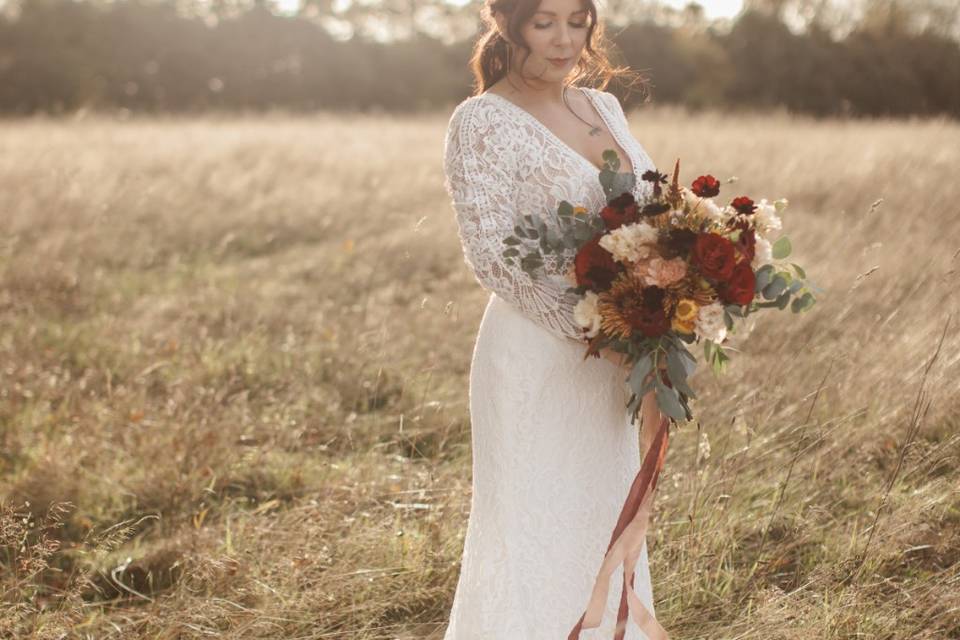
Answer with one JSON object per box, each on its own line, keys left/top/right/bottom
{"left": 554, "top": 23, "right": 573, "bottom": 48}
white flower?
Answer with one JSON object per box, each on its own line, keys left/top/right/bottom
{"left": 695, "top": 301, "right": 727, "bottom": 343}
{"left": 751, "top": 235, "right": 774, "bottom": 269}
{"left": 598, "top": 221, "right": 659, "bottom": 263}
{"left": 754, "top": 198, "right": 782, "bottom": 237}
{"left": 573, "top": 291, "right": 602, "bottom": 338}
{"left": 683, "top": 187, "right": 729, "bottom": 224}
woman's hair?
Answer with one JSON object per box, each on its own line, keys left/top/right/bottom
{"left": 469, "top": 0, "right": 649, "bottom": 99}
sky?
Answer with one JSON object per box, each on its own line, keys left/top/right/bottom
{"left": 662, "top": 0, "right": 744, "bottom": 19}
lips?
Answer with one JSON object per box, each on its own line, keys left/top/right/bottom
{"left": 548, "top": 57, "right": 570, "bottom": 66}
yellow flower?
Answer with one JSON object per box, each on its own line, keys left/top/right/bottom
{"left": 672, "top": 316, "right": 696, "bottom": 334}
{"left": 573, "top": 206, "right": 588, "bottom": 216}
{"left": 671, "top": 298, "right": 699, "bottom": 334}
{"left": 675, "top": 298, "right": 699, "bottom": 322}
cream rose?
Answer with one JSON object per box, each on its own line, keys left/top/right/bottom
{"left": 695, "top": 301, "right": 727, "bottom": 343}
{"left": 598, "top": 221, "right": 659, "bottom": 263}
{"left": 573, "top": 291, "right": 602, "bottom": 338}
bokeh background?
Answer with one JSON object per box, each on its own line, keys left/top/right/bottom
{"left": 1, "top": 0, "right": 959, "bottom": 115}
{"left": 1, "top": 1, "right": 959, "bottom": 638}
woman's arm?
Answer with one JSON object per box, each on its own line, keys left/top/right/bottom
{"left": 443, "top": 99, "right": 585, "bottom": 343}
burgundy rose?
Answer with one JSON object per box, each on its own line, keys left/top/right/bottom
{"left": 691, "top": 175, "right": 720, "bottom": 198}
{"left": 719, "top": 261, "right": 756, "bottom": 306}
{"left": 574, "top": 233, "right": 621, "bottom": 291}
{"left": 599, "top": 192, "right": 640, "bottom": 230}
{"left": 731, "top": 196, "right": 756, "bottom": 215}
{"left": 691, "top": 233, "right": 737, "bottom": 281}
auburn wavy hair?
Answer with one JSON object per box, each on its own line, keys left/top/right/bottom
{"left": 469, "top": 0, "right": 649, "bottom": 98}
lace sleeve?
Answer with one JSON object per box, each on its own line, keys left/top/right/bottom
{"left": 443, "top": 99, "right": 585, "bottom": 344}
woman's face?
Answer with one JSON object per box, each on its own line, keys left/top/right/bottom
{"left": 501, "top": 0, "right": 591, "bottom": 83}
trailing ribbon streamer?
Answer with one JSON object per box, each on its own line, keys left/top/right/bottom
{"left": 567, "top": 411, "right": 671, "bottom": 640}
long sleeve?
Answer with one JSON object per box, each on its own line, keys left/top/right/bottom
{"left": 442, "top": 99, "right": 585, "bottom": 343}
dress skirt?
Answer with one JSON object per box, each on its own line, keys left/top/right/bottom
{"left": 442, "top": 292, "right": 656, "bottom": 640}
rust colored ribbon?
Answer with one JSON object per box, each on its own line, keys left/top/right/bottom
{"left": 567, "top": 412, "right": 671, "bottom": 640}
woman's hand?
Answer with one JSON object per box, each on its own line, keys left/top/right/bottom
{"left": 597, "top": 345, "right": 629, "bottom": 370}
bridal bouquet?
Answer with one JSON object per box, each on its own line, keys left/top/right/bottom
{"left": 501, "top": 150, "right": 819, "bottom": 640}
{"left": 501, "top": 150, "right": 818, "bottom": 426}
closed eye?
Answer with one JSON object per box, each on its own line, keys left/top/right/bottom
{"left": 533, "top": 21, "right": 589, "bottom": 29}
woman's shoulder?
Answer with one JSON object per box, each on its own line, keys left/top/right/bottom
{"left": 446, "top": 92, "right": 516, "bottom": 141}
{"left": 581, "top": 86, "right": 623, "bottom": 114}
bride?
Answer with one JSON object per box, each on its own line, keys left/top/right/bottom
{"left": 441, "top": 0, "right": 668, "bottom": 638}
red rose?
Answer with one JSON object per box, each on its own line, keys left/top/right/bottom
{"left": 691, "top": 233, "right": 737, "bottom": 281}
{"left": 719, "top": 261, "right": 756, "bottom": 306}
{"left": 599, "top": 192, "right": 640, "bottom": 231}
{"left": 731, "top": 196, "right": 756, "bottom": 215}
{"left": 691, "top": 175, "right": 720, "bottom": 198}
{"left": 627, "top": 286, "right": 671, "bottom": 337}
{"left": 574, "top": 234, "right": 621, "bottom": 291}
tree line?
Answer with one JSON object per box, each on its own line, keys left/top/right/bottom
{"left": 0, "top": 0, "right": 958, "bottom": 118}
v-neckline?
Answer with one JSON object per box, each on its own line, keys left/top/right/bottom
{"left": 481, "top": 87, "right": 636, "bottom": 179}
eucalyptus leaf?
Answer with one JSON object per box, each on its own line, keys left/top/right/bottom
{"left": 654, "top": 377, "right": 686, "bottom": 421}
{"left": 755, "top": 265, "right": 774, "bottom": 291}
{"left": 520, "top": 254, "right": 543, "bottom": 273}
{"left": 772, "top": 236, "right": 792, "bottom": 259}
{"left": 791, "top": 262, "right": 807, "bottom": 279}
{"left": 762, "top": 275, "right": 788, "bottom": 300}
{"left": 602, "top": 149, "right": 620, "bottom": 169}
{"left": 666, "top": 349, "right": 697, "bottom": 398}
{"left": 776, "top": 290, "right": 791, "bottom": 309}
{"left": 726, "top": 304, "right": 745, "bottom": 318}
{"left": 628, "top": 356, "right": 654, "bottom": 396}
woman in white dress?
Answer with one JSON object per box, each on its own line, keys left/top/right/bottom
{"left": 441, "top": 0, "right": 668, "bottom": 638}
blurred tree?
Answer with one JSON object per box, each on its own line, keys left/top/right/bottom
{"left": 0, "top": 0, "right": 957, "bottom": 116}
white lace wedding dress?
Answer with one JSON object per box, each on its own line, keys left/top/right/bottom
{"left": 440, "top": 87, "right": 662, "bottom": 640}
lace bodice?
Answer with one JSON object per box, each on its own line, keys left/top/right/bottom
{"left": 442, "top": 87, "right": 657, "bottom": 342}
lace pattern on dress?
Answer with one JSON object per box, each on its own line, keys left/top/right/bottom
{"left": 442, "top": 87, "right": 657, "bottom": 342}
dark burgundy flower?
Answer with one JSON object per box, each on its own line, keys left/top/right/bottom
{"left": 599, "top": 192, "right": 640, "bottom": 230}
{"left": 574, "top": 233, "right": 621, "bottom": 291}
{"left": 719, "top": 261, "right": 756, "bottom": 306}
{"left": 661, "top": 227, "right": 698, "bottom": 259}
{"left": 691, "top": 232, "right": 737, "bottom": 281}
{"left": 731, "top": 196, "right": 756, "bottom": 215}
{"left": 691, "top": 175, "right": 720, "bottom": 198}
{"left": 641, "top": 169, "right": 668, "bottom": 185}
{"left": 640, "top": 202, "right": 671, "bottom": 217}
{"left": 628, "top": 286, "right": 671, "bottom": 337}
{"left": 641, "top": 169, "right": 668, "bottom": 197}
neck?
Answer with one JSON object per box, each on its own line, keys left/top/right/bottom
{"left": 501, "top": 69, "right": 568, "bottom": 105}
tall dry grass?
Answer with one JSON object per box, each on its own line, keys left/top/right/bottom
{"left": 0, "top": 105, "right": 958, "bottom": 639}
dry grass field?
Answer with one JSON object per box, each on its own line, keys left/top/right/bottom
{"left": 1, "top": 104, "right": 959, "bottom": 639}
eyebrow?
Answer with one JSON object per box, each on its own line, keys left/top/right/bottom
{"left": 534, "top": 9, "right": 588, "bottom": 16}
